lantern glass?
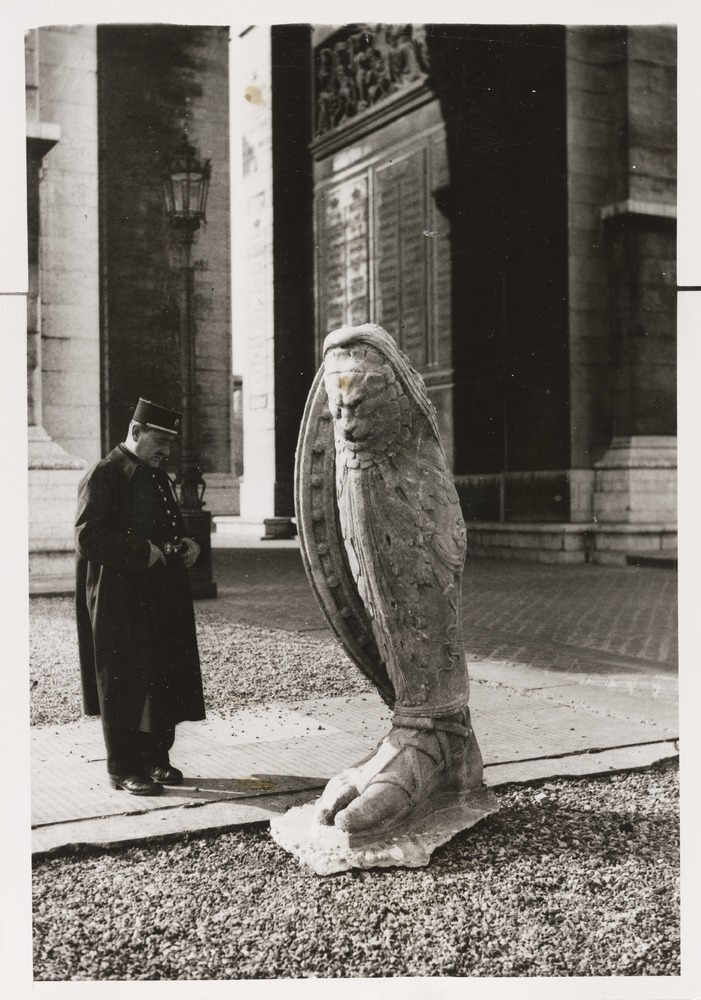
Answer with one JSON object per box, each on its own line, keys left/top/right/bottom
{"left": 195, "top": 170, "right": 210, "bottom": 217}
{"left": 163, "top": 139, "right": 211, "bottom": 225}
{"left": 163, "top": 178, "right": 175, "bottom": 217}
{"left": 172, "top": 172, "right": 191, "bottom": 216}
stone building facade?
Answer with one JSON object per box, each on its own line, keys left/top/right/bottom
{"left": 233, "top": 23, "right": 676, "bottom": 564}
{"left": 26, "top": 22, "right": 677, "bottom": 579}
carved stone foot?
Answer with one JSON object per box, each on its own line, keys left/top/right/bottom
{"left": 270, "top": 715, "right": 497, "bottom": 875}
{"left": 315, "top": 711, "right": 485, "bottom": 836}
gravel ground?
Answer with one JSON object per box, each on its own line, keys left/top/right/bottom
{"left": 32, "top": 760, "right": 679, "bottom": 980}
{"left": 29, "top": 598, "right": 370, "bottom": 726}
{"left": 29, "top": 595, "right": 680, "bottom": 980}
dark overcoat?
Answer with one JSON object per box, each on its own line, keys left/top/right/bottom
{"left": 75, "top": 444, "right": 206, "bottom": 732}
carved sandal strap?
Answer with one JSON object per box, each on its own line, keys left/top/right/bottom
{"left": 405, "top": 730, "right": 455, "bottom": 769}
{"left": 401, "top": 736, "right": 444, "bottom": 767}
{"left": 366, "top": 770, "right": 417, "bottom": 798}
{"left": 393, "top": 714, "right": 469, "bottom": 739}
{"left": 368, "top": 734, "right": 440, "bottom": 794}
{"left": 435, "top": 729, "right": 454, "bottom": 769}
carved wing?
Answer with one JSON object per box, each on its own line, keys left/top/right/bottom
{"left": 389, "top": 434, "right": 467, "bottom": 586}
{"left": 294, "top": 365, "right": 395, "bottom": 706}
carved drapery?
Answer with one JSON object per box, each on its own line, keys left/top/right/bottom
{"left": 315, "top": 24, "right": 429, "bottom": 137}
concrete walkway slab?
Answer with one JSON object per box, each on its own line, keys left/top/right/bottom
{"left": 468, "top": 660, "right": 678, "bottom": 731}
{"left": 31, "top": 675, "right": 678, "bottom": 856}
{"left": 484, "top": 742, "right": 678, "bottom": 786}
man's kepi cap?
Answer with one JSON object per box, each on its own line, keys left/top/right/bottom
{"left": 132, "top": 398, "right": 182, "bottom": 435}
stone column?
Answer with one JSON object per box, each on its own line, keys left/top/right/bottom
{"left": 235, "top": 27, "right": 277, "bottom": 531}
{"left": 591, "top": 27, "right": 677, "bottom": 552}
{"left": 27, "top": 26, "right": 99, "bottom": 590}
{"left": 566, "top": 26, "right": 676, "bottom": 559}
{"left": 566, "top": 26, "right": 676, "bottom": 560}
{"left": 566, "top": 26, "right": 624, "bottom": 525}
{"left": 37, "top": 25, "right": 101, "bottom": 461}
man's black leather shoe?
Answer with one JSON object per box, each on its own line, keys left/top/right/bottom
{"left": 109, "top": 774, "right": 163, "bottom": 795}
{"left": 144, "top": 763, "right": 184, "bottom": 785}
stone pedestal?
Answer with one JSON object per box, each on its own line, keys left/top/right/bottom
{"left": 588, "top": 436, "right": 677, "bottom": 565}
{"left": 180, "top": 509, "right": 217, "bottom": 600}
{"left": 262, "top": 517, "right": 297, "bottom": 540}
{"left": 593, "top": 436, "right": 677, "bottom": 524}
{"left": 28, "top": 426, "right": 86, "bottom": 589}
{"left": 200, "top": 473, "right": 239, "bottom": 517}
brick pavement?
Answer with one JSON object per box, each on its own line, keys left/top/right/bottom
{"left": 205, "top": 549, "right": 678, "bottom": 680}
{"left": 460, "top": 560, "right": 677, "bottom": 667}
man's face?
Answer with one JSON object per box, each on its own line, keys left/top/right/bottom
{"left": 133, "top": 427, "right": 175, "bottom": 468}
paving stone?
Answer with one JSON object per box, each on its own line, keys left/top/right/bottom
{"left": 483, "top": 742, "right": 678, "bottom": 786}
{"left": 468, "top": 660, "right": 678, "bottom": 730}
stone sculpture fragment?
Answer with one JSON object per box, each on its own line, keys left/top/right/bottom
{"left": 271, "top": 324, "right": 497, "bottom": 874}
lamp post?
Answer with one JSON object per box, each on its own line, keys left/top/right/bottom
{"left": 163, "top": 135, "right": 217, "bottom": 598}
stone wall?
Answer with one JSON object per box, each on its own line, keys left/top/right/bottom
{"left": 97, "top": 25, "right": 232, "bottom": 473}
{"left": 566, "top": 26, "right": 624, "bottom": 521}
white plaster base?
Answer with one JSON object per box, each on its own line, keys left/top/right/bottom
{"left": 270, "top": 787, "right": 499, "bottom": 876}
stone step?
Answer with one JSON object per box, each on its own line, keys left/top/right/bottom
{"left": 465, "top": 521, "right": 677, "bottom": 566}
{"left": 28, "top": 468, "right": 84, "bottom": 486}
{"left": 29, "top": 537, "right": 74, "bottom": 552}
{"left": 626, "top": 550, "right": 678, "bottom": 570}
{"left": 30, "top": 574, "right": 75, "bottom": 596}
{"left": 467, "top": 544, "right": 585, "bottom": 564}
{"left": 29, "top": 549, "right": 75, "bottom": 581}
{"left": 214, "top": 516, "right": 264, "bottom": 534}
{"left": 28, "top": 525, "right": 75, "bottom": 543}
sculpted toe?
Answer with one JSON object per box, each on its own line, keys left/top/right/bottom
{"left": 334, "top": 784, "right": 408, "bottom": 833}
{"left": 314, "top": 771, "right": 362, "bottom": 825}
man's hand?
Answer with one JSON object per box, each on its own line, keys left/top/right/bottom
{"left": 147, "top": 541, "right": 166, "bottom": 568}
{"left": 179, "top": 537, "right": 201, "bottom": 568}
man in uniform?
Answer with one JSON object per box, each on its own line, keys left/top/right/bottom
{"left": 75, "top": 398, "right": 206, "bottom": 795}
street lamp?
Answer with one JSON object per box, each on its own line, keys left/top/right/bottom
{"left": 163, "top": 135, "right": 217, "bottom": 598}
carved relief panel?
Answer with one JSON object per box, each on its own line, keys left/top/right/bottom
{"left": 314, "top": 24, "right": 430, "bottom": 138}
{"left": 316, "top": 177, "right": 369, "bottom": 335}
{"left": 374, "top": 150, "right": 428, "bottom": 367}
